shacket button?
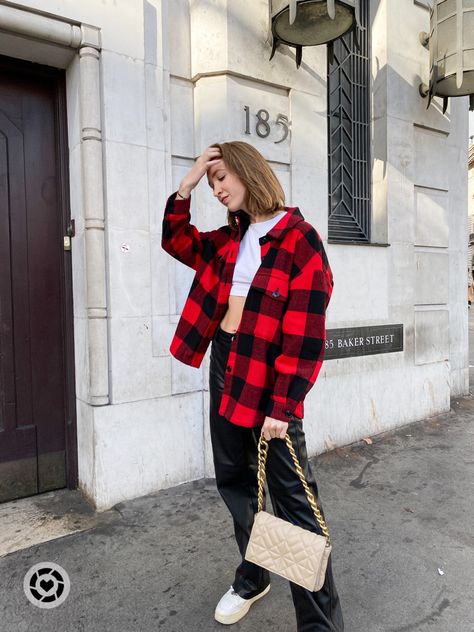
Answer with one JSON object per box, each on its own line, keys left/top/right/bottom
{"left": 285, "top": 410, "right": 292, "bottom": 417}
{"left": 272, "top": 289, "right": 280, "bottom": 298}
{"left": 226, "top": 365, "right": 232, "bottom": 372}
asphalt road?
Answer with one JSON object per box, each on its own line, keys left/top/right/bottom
{"left": 0, "top": 310, "right": 473, "bottom": 631}
{"left": 469, "top": 305, "right": 474, "bottom": 389}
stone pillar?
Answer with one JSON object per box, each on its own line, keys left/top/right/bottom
{"left": 79, "top": 42, "right": 109, "bottom": 406}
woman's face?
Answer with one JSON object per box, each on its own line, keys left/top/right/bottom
{"left": 207, "top": 160, "right": 248, "bottom": 213}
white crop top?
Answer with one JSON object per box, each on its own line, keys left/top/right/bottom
{"left": 230, "top": 211, "right": 287, "bottom": 297}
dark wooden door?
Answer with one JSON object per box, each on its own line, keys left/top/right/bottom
{"left": 0, "top": 57, "right": 76, "bottom": 502}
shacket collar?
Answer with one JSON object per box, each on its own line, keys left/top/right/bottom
{"left": 234, "top": 206, "right": 305, "bottom": 242}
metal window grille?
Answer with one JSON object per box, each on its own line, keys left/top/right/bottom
{"left": 327, "top": 1, "right": 371, "bottom": 242}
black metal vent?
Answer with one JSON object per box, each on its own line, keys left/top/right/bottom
{"left": 327, "top": 1, "right": 371, "bottom": 242}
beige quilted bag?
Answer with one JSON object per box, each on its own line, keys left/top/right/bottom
{"left": 245, "top": 432, "right": 332, "bottom": 592}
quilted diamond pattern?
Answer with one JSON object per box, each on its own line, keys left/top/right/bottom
{"left": 245, "top": 511, "right": 331, "bottom": 592}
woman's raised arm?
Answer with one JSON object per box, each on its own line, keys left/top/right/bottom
{"left": 161, "top": 146, "right": 222, "bottom": 270}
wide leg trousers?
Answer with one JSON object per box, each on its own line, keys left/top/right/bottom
{"left": 209, "top": 324, "right": 344, "bottom": 632}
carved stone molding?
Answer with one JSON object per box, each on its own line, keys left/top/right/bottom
{"left": 0, "top": 3, "right": 101, "bottom": 50}
{"left": 78, "top": 44, "right": 109, "bottom": 406}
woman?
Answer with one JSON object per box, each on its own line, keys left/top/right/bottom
{"left": 161, "top": 142, "right": 344, "bottom": 631}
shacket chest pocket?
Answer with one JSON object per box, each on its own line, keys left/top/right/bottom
{"left": 251, "top": 271, "right": 290, "bottom": 329}
{"left": 261, "top": 273, "right": 289, "bottom": 301}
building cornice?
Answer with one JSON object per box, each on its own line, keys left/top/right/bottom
{"left": 0, "top": 2, "right": 100, "bottom": 49}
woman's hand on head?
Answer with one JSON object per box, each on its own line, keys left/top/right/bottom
{"left": 262, "top": 416, "right": 288, "bottom": 441}
{"left": 178, "top": 146, "right": 222, "bottom": 198}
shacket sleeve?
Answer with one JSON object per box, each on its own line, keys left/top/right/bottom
{"left": 265, "top": 228, "right": 334, "bottom": 423}
{"left": 161, "top": 191, "right": 220, "bottom": 271}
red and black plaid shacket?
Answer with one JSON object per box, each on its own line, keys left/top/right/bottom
{"left": 161, "top": 191, "right": 334, "bottom": 428}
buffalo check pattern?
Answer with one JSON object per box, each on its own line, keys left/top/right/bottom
{"left": 161, "top": 192, "right": 334, "bottom": 428}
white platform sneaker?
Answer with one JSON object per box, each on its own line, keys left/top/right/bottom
{"left": 214, "top": 584, "right": 271, "bottom": 625}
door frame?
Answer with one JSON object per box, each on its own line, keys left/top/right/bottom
{"left": 0, "top": 6, "right": 110, "bottom": 507}
{"left": 0, "top": 54, "right": 78, "bottom": 490}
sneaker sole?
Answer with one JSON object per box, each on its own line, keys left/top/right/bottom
{"left": 214, "top": 584, "right": 271, "bottom": 625}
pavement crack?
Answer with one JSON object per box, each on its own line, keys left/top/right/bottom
{"left": 349, "top": 456, "right": 379, "bottom": 489}
{"left": 388, "top": 598, "right": 451, "bottom": 631}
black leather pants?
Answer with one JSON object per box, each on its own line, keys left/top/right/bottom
{"left": 209, "top": 324, "right": 344, "bottom": 632}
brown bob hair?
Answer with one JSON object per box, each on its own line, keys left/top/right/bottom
{"left": 210, "top": 141, "right": 285, "bottom": 230}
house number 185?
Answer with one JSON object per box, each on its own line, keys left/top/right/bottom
{"left": 243, "top": 106, "right": 290, "bottom": 144}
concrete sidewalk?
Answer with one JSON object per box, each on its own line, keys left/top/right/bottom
{"left": 1, "top": 392, "right": 474, "bottom": 632}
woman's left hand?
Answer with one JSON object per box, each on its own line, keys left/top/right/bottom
{"left": 262, "top": 416, "right": 288, "bottom": 441}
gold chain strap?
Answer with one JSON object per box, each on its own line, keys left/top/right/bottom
{"left": 256, "top": 432, "right": 331, "bottom": 546}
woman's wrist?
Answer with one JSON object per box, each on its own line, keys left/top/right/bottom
{"left": 176, "top": 185, "right": 191, "bottom": 199}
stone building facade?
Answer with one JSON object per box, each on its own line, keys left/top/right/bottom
{"left": 469, "top": 143, "right": 474, "bottom": 276}
{"left": 0, "top": 0, "right": 469, "bottom": 511}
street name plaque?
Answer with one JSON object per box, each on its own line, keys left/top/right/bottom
{"left": 324, "top": 324, "right": 404, "bottom": 360}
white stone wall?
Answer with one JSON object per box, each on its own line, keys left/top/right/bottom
{"left": 3, "top": 0, "right": 468, "bottom": 510}
{"left": 469, "top": 145, "right": 474, "bottom": 274}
